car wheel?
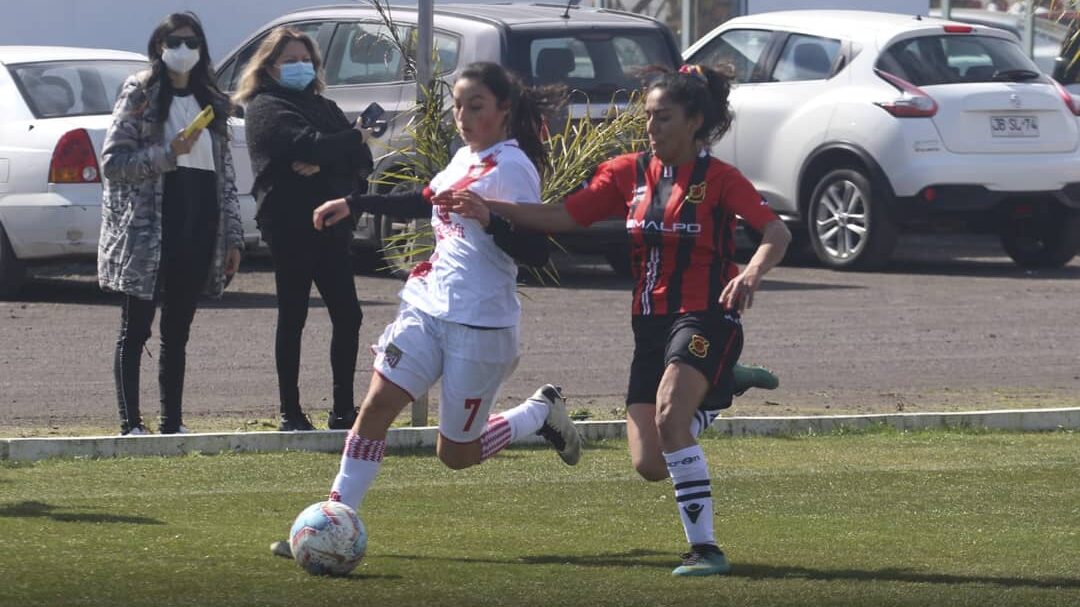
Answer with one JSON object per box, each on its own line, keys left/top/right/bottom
{"left": 0, "top": 222, "right": 27, "bottom": 299}
{"left": 374, "top": 180, "right": 433, "bottom": 280}
{"left": 807, "top": 168, "right": 897, "bottom": 270}
{"left": 999, "top": 208, "right": 1080, "bottom": 268}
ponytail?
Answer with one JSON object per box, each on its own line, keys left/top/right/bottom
{"left": 644, "top": 63, "right": 734, "bottom": 143}
{"left": 458, "top": 62, "right": 566, "bottom": 177}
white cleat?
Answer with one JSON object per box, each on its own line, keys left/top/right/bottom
{"left": 270, "top": 540, "right": 292, "bottom": 559}
{"left": 533, "top": 384, "right": 582, "bottom": 466}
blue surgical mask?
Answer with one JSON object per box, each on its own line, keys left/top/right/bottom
{"left": 278, "top": 61, "right": 315, "bottom": 91}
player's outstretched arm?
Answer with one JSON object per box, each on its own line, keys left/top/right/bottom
{"left": 438, "top": 189, "right": 579, "bottom": 233}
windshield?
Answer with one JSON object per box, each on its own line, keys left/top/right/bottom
{"left": 877, "top": 35, "right": 1042, "bottom": 86}
{"left": 509, "top": 29, "right": 676, "bottom": 105}
{"left": 9, "top": 60, "right": 146, "bottom": 118}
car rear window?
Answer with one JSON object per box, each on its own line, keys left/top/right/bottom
{"left": 9, "top": 60, "right": 145, "bottom": 118}
{"left": 877, "top": 35, "right": 1041, "bottom": 86}
{"left": 508, "top": 29, "right": 676, "bottom": 104}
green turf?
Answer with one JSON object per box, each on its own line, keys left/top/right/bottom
{"left": 1, "top": 430, "right": 1077, "bottom": 607}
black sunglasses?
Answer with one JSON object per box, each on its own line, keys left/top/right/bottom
{"left": 164, "top": 35, "right": 200, "bottom": 50}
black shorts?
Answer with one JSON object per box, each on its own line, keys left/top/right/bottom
{"left": 626, "top": 310, "right": 744, "bottom": 411}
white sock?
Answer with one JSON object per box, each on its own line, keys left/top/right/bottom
{"left": 664, "top": 444, "right": 715, "bottom": 547}
{"left": 501, "top": 396, "right": 550, "bottom": 441}
{"left": 479, "top": 396, "right": 550, "bottom": 461}
{"left": 328, "top": 432, "right": 385, "bottom": 512}
{"left": 690, "top": 410, "right": 720, "bottom": 438}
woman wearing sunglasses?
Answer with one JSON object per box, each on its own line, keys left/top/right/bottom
{"left": 99, "top": 11, "right": 243, "bottom": 436}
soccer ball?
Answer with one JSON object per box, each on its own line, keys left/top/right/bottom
{"left": 289, "top": 501, "right": 367, "bottom": 576}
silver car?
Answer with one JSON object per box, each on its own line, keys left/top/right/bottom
{"left": 217, "top": 2, "right": 681, "bottom": 274}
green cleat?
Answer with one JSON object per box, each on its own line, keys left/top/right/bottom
{"left": 672, "top": 544, "right": 732, "bottom": 577}
{"left": 732, "top": 363, "right": 779, "bottom": 396}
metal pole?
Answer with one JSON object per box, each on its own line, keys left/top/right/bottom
{"left": 681, "top": 0, "right": 692, "bottom": 51}
{"left": 416, "top": 0, "right": 433, "bottom": 102}
{"left": 942, "top": 0, "right": 951, "bottom": 20}
{"left": 411, "top": 0, "right": 433, "bottom": 428}
{"left": 411, "top": 393, "right": 429, "bottom": 427}
{"left": 1023, "top": 0, "right": 1036, "bottom": 59}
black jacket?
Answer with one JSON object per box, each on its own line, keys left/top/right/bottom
{"left": 244, "top": 81, "right": 373, "bottom": 233}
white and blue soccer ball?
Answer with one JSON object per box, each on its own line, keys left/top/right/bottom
{"left": 289, "top": 501, "right": 367, "bottom": 576}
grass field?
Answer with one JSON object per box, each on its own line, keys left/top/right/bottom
{"left": 1, "top": 429, "right": 1077, "bottom": 607}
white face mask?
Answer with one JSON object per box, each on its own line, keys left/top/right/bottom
{"left": 162, "top": 46, "right": 200, "bottom": 74}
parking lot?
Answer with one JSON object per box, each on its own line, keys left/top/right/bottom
{"left": 2, "top": 233, "right": 1077, "bottom": 435}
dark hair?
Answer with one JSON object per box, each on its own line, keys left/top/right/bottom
{"left": 458, "top": 62, "right": 565, "bottom": 177}
{"left": 146, "top": 11, "right": 231, "bottom": 135}
{"left": 645, "top": 64, "right": 734, "bottom": 143}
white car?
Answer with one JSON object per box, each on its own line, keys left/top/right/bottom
{"left": 686, "top": 10, "right": 1080, "bottom": 269}
{"left": 0, "top": 46, "right": 259, "bottom": 297}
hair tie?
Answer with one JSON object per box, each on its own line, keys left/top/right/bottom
{"left": 678, "top": 64, "right": 707, "bottom": 83}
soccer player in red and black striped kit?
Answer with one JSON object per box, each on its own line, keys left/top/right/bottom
{"left": 445, "top": 63, "right": 792, "bottom": 576}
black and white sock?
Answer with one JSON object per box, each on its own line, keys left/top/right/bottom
{"left": 690, "top": 409, "right": 720, "bottom": 438}
{"left": 664, "top": 444, "right": 715, "bottom": 547}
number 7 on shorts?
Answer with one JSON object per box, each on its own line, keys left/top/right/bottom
{"left": 462, "top": 398, "right": 482, "bottom": 433}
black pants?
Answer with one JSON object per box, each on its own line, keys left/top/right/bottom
{"left": 114, "top": 167, "right": 216, "bottom": 434}
{"left": 268, "top": 225, "right": 362, "bottom": 419}
{"left": 114, "top": 281, "right": 202, "bottom": 433}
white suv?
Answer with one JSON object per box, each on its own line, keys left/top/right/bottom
{"left": 686, "top": 10, "right": 1080, "bottom": 269}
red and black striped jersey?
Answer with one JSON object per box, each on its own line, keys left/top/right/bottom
{"left": 565, "top": 151, "right": 778, "bottom": 316}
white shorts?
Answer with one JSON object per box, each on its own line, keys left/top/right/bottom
{"left": 372, "top": 303, "right": 519, "bottom": 443}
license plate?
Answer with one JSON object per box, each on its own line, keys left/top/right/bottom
{"left": 990, "top": 115, "right": 1039, "bottom": 138}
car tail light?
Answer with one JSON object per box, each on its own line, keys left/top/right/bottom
{"left": 874, "top": 69, "right": 938, "bottom": 118}
{"left": 49, "top": 128, "right": 100, "bottom": 184}
{"left": 943, "top": 25, "right": 974, "bottom": 34}
{"left": 1051, "top": 80, "right": 1080, "bottom": 116}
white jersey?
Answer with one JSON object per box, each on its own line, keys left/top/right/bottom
{"left": 400, "top": 139, "right": 541, "bottom": 328}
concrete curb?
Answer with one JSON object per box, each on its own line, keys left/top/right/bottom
{"left": 1, "top": 407, "right": 1076, "bottom": 462}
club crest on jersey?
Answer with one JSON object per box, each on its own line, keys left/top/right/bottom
{"left": 685, "top": 182, "right": 707, "bottom": 205}
{"left": 688, "top": 334, "right": 710, "bottom": 358}
{"left": 383, "top": 343, "right": 403, "bottom": 368}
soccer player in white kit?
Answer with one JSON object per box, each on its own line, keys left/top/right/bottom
{"left": 306, "top": 62, "right": 581, "bottom": 528}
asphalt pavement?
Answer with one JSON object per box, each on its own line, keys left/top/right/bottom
{"left": 3, "top": 233, "right": 1078, "bottom": 434}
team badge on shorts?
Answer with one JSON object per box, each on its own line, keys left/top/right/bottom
{"left": 383, "top": 343, "right": 403, "bottom": 368}
{"left": 685, "top": 182, "right": 707, "bottom": 205}
{"left": 688, "top": 334, "right": 710, "bottom": 358}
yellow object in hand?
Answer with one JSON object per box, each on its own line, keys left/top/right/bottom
{"left": 182, "top": 105, "right": 215, "bottom": 138}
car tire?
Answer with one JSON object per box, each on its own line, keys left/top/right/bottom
{"left": 807, "top": 168, "right": 897, "bottom": 270}
{"left": 999, "top": 208, "right": 1080, "bottom": 268}
{"left": 0, "top": 222, "right": 27, "bottom": 299}
{"left": 373, "top": 180, "right": 432, "bottom": 280}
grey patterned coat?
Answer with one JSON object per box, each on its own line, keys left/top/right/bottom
{"left": 98, "top": 71, "right": 243, "bottom": 300}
